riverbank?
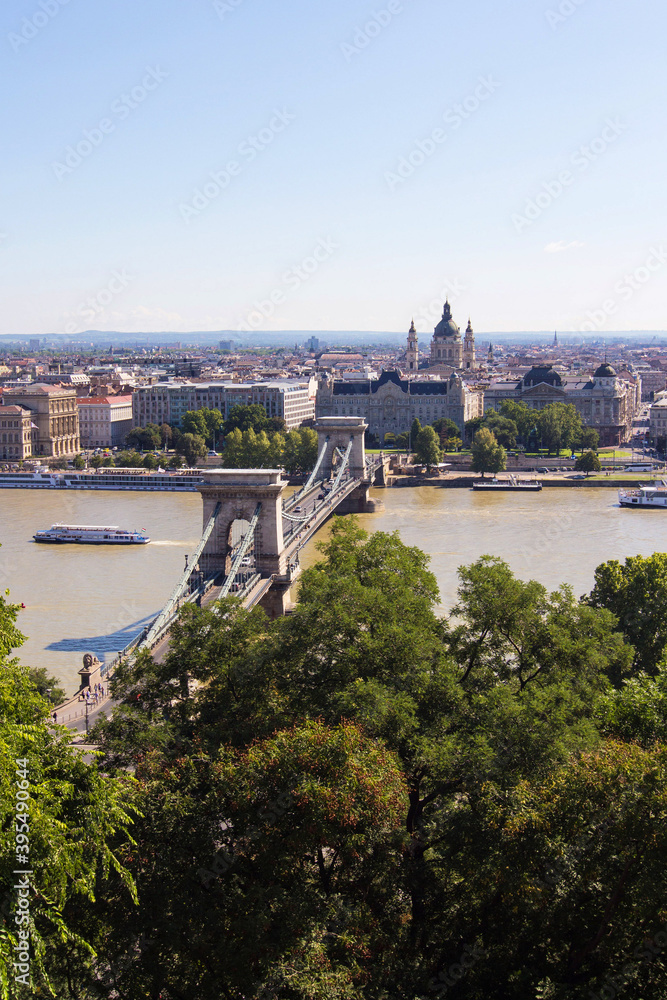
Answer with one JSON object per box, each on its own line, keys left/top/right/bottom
{"left": 387, "top": 475, "right": 656, "bottom": 489}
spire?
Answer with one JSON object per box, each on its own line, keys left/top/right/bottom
{"left": 409, "top": 318, "right": 416, "bottom": 334}
{"left": 554, "top": 330, "right": 558, "bottom": 345}
{"left": 442, "top": 300, "right": 452, "bottom": 321}
{"left": 466, "top": 318, "right": 473, "bottom": 334}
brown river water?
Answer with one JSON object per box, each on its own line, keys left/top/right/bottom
{"left": 1, "top": 486, "right": 665, "bottom": 695}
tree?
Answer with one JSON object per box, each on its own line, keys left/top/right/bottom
{"left": 0, "top": 573, "right": 138, "bottom": 998}
{"left": 282, "top": 428, "right": 318, "bottom": 475}
{"left": 223, "top": 403, "right": 270, "bottom": 436}
{"left": 499, "top": 399, "right": 535, "bottom": 444}
{"left": 465, "top": 415, "right": 484, "bottom": 443}
{"left": 168, "top": 453, "right": 184, "bottom": 468}
{"left": 160, "top": 422, "right": 173, "bottom": 448}
{"left": 414, "top": 425, "right": 442, "bottom": 470}
{"left": 126, "top": 423, "right": 161, "bottom": 450}
{"left": 182, "top": 408, "right": 223, "bottom": 448}
{"left": 27, "top": 666, "right": 66, "bottom": 705}
{"left": 471, "top": 427, "right": 506, "bottom": 477}
{"left": 575, "top": 449, "right": 601, "bottom": 474}
{"left": 538, "top": 402, "right": 583, "bottom": 455}
{"left": 431, "top": 417, "right": 460, "bottom": 445}
{"left": 587, "top": 552, "right": 667, "bottom": 675}
{"left": 577, "top": 426, "right": 600, "bottom": 452}
{"left": 175, "top": 432, "right": 207, "bottom": 467}
{"left": 73, "top": 453, "right": 86, "bottom": 470}
{"left": 116, "top": 449, "right": 144, "bottom": 467}
{"left": 143, "top": 452, "right": 159, "bottom": 470}
{"left": 90, "top": 453, "right": 104, "bottom": 468}
{"left": 409, "top": 418, "right": 422, "bottom": 450}
{"left": 483, "top": 411, "right": 518, "bottom": 449}
{"left": 220, "top": 426, "right": 244, "bottom": 467}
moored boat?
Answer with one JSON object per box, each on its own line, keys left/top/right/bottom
{"left": 33, "top": 524, "right": 150, "bottom": 544}
{"left": 473, "top": 475, "right": 542, "bottom": 492}
{"left": 618, "top": 484, "right": 667, "bottom": 508}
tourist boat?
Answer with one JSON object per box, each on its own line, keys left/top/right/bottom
{"left": 618, "top": 484, "right": 667, "bottom": 508}
{"left": 33, "top": 524, "right": 150, "bottom": 544}
{"left": 0, "top": 470, "right": 204, "bottom": 491}
{"left": 472, "top": 475, "right": 542, "bottom": 492}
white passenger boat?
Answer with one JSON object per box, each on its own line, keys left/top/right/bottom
{"left": 618, "top": 484, "right": 667, "bottom": 508}
{"left": 0, "top": 470, "right": 203, "bottom": 491}
{"left": 33, "top": 524, "right": 150, "bottom": 544}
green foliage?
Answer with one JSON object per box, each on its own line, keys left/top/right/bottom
{"left": 0, "top": 569, "right": 138, "bottom": 997}
{"left": 72, "top": 453, "right": 86, "bottom": 470}
{"left": 431, "top": 417, "right": 460, "bottom": 443}
{"left": 14, "top": 525, "right": 667, "bottom": 998}
{"left": 221, "top": 426, "right": 318, "bottom": 474}
{"left": 483, "top": 411, "right": 518, "bottom": 449}
{"left": 26, "top": 667, "right": 66, "bottom": 706}
{"left": 537, "top": 402, "right": 583, "bottom": 456}
{"left": 181, "top": 407, "right": 223, "bottom": 448}
{"left": 125, "top": 423, "right": 161, "bottom": 451}
{"left": 471, "top": 426, "right": 507, "bottom": 476}
{"left": 414, "top": 425, "right": 442, "bottom": 468}
{"left": 575, "top": 449, "right": 601, "bottom": 473}
{"left": 175, "top": 432, "right": 207, "bottom": 466}
{"left": 577, "top": 426, "right": 600, "bottom": 452}
{"left": 499, "top": 399, "right": 536, "bottom": 443}
{"left": 223, "top": 403, "right": 272, "bottom": 436}
{"left": 587, "top": 552, "right": 667, "bottom": 674}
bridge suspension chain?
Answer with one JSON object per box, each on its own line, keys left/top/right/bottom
{"left": 218, "top": 502, "right": 263, "bottom": 599}
{"left": 331, "top": 436, "right": 354, "bottom": 492}
{"left": 286, "top": 435, "right": 330, "bottom": 509}
{"left": 141, "top": 501, "right": 222, "bottom": 648}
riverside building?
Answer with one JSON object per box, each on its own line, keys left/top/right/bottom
{"left": 131, "top": 379, "right": 316, "bottom": 431}
{"left": 77, "top": 395, "right": 133, "bottom": 449}
{"left": 483, "top": 364, "right": 636, "bottom": 446}
{"left": 0, "top": 405, "right": 34, "bottom": 462}
{"left": 316, "top": 369, "right": 483, "bottom": 443}
{"left": 2, "top": 385, "right": 80, "bottom": 458}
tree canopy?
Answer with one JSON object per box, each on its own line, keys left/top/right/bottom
{"left": 6, "top": 527, "right": 667, "bottom": 998}
{"left": 471, "top": 427, "right": 507, "bottom": 476}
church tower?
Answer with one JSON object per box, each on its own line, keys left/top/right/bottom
{"left": 487, "top": 341, "right": 494, "bottom": 364}
{"left": 463, "top": 318, "right": 476, "bottom": 370}
{"left": 430, "top": 301, "right": 463, "bottom": 367}
{"left": 406, "top": 319, "right": 419, "bottom": 372}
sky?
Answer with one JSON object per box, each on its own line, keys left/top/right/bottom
{"left": 1, "top": 0, "right": 666, "bottom": 340}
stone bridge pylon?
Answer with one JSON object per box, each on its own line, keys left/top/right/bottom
{"left": 199, "top": 469, "right": 288, "bottom": 579}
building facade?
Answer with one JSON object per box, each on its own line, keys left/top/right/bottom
{"left": 0, "top": 406, "right": 34, "bottom": 462}
{"left": 131, "top": 379, "right": 316, "bottom": 431}
{"left": 316, "top": 369, "right": 483, "bottom": 443}
{"left": 2, "top": 385, "right": 80, "bottom": 458}
{"left": 483, "top": 364, "right": 635, "bottom": 446}
{"left": 77, "top": 396, "right": 133, "bottom": 449}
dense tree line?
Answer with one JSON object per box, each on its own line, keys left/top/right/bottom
{"left": 466, "top": 400, "right": 600, "bottom": 455}
{"left": 2, "top": 531, "right": 667, "bottom": 997}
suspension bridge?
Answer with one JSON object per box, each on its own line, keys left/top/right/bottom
{"left": 57, "top": 418, "right": 388, "bottom": 729}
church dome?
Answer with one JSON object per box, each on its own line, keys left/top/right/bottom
{"left": 433, "top": 301, "right": 460, "bottom": 339}
{"left": 594, "top": 363, "right": 616, "bottom": 379}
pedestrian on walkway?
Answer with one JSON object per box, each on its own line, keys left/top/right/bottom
{"left": 52, "top": 712, "right": 57, "bottom": 723}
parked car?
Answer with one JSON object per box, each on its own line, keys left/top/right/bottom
{"left": 536, "top": 467, "right": 550, "bottom": 474}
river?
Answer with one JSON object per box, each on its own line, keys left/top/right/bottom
{"left": 2, "top": 486, "right": 666, "bottom": 695}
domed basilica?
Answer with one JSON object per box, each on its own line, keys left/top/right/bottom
{"left": 405, "top": 302, "right": 477, "bottom": 372}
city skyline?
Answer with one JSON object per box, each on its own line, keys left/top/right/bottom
{"left": 2, "top": 0, "right": 665, "bottom": 337}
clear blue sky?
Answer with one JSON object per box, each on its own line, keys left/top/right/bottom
{"left": 1, "top": 0, "right": 665, "bottom": 339}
